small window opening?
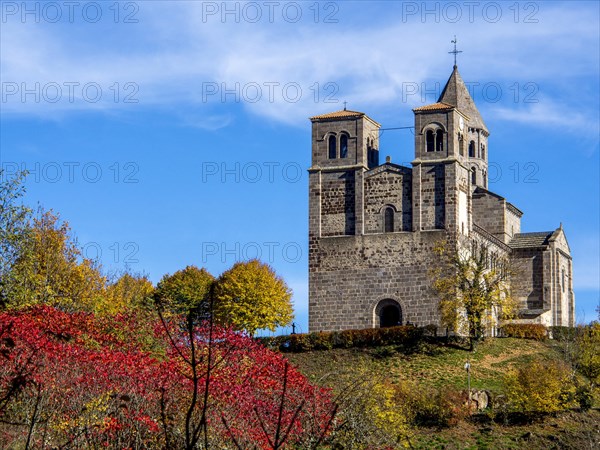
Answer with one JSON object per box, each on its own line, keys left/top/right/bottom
{"left": 340, "top": 134, "right": 348, "bottom": 158}
{"left": 384, "top": 207, "right": 394, "bottom": 232}
{"left": 469, "top": 141, "right": 475, "bottom": 157}
{"left": 426, "top": 130, "right": 435, "bottom": 152}
{"left": 328, "top": 135, "right": 336, "bottom": 159}
{"left": 436, "top": 129, "right": 444, "bottom": 151}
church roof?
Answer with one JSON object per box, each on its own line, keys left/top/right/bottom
{"left": 310, "top": 109, "right": 366, "bottom": 120}
{"left": 509, "top": 231, "right": 554, "bottom": 249}
{"left": 437, "top": 65, "right": 488, "bottom": 132}
{"left": 412, "top": 102, "right": 455, "bottom": 112}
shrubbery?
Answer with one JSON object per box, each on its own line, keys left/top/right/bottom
{"left": 500, "top": 323, "right": 547, "bottom": 340}
{"left": 503, "top": 359, "right": 577, "bottom": 415}
{"left": 550, "top": 325, "right": 578, "bottom": 341}
{"left": 259, "top": 325, "right": 426, "bottom": 352}
{"left": 0, "top": 306, "right": 335, "bottom": 449}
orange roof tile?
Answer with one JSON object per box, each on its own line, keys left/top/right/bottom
{"left": 310, "top": 109, "right": 365, "bottom": 120}
{"left": 412, "top": 102, "right": 455, "bottom": 112}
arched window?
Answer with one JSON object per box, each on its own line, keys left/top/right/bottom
{"left": 458, "top": 133, "right": 464, "bottom": 156}
{"left": 340, "top": 134, "right": 348, "bottom": 158}
{"left": 436, "top": 129, "right": 444, "bottom": 151}
{"left": 561, "top": 268, "right": 565, "bottom": 292}
{"left": 384, "top": 207, "right": 394, "bottom": 232}
{"left": 481, "top": 144, "right": 486, "bottom": 160}
{"left": 328, "top": 135, "right": 336, "bottom": 159}
{"left": 471, "top": 167, "right": 477, "bottom": 185}
{"left": 483, "top": 171, "right": 487, "bottom": 186}
{"left": 426, "top": 130, "right": 435, "bottom": 152}
{"left": 469, "top": 140, "right": 475, "bottom": 157}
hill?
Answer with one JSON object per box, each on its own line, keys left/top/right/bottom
{"left": 284, "top": 337, "right": 600, "bottom": 449}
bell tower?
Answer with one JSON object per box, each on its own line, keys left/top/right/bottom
{"left": 437, "top": 65, "right": 490, "bottom": 188}
{"left": 411, "top": 64, "right": 487, "bottom": 236}
{"left": 307, "top": 109, "right": 381, "bottom": 239}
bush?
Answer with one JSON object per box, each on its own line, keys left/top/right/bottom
{"left": 550, "top": 325, "right": 578, "bottom": 341}
{"left": 402, "top": 385, "right": 467, "bottom": 428}
{"left": 504, "top": 359, "right": 577, "bottom": 415}
{"left": 501, "top": 323, "right": 547, "bottom": 340}
{"left": 330, "top": 375, "right": 414, "bottom": 448}
{"left": 574, "top": 322, "right": 600, "bottom": 385}
{"left": 308, "top": 331, "right": 334, "bottom": 350}
{"left": 575, "top": 384, "right": 594, "bottom": 411}
{"left": 259, "top": 326, "right": 426, "bottom": 353}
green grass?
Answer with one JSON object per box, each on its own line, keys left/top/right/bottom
{"left": 284, "top": 337, "right": 599, "bottom": 449}
{"left": 286, "top": 337, "right": 562, "bottom": 395}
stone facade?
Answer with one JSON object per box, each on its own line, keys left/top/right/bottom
{"left": 308, "top": 66, "right": 575, "bottom": 332}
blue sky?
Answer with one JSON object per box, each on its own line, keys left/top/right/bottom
{"left": 1, "top": 1, "right": 599, "bottom": 331}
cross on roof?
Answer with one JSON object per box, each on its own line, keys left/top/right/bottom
{"left": 343, "top": 101, "right": 347, "bottom": 110}
{"left": 448, "top": 35, "right": 463, "bottom": 67}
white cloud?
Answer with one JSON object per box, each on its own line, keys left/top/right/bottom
{"left": 488, "top": 99, "right": 600, "bottom": 136}
{"left": 1, "top": 1, "right": 598, "bottom": 132}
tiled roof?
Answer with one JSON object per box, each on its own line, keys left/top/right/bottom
{"left": 310, "top": 109, "right": 365, "bottom": 120}
{"left": 412, "top": 102, "right": 455, "bottom": 112}
{"left": 509, "top": 231, "right": 554, "bottom": 249}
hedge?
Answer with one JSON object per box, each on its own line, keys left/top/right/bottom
{"left": 257, "top": 325, "right": 425, "bottom": 353}
{"left": 500, "top": 323, "right": 547, "bottom": 340}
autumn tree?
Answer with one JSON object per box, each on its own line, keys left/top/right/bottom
{"left": 5, "top": 208, "right": 106, "bottom": 311}
{"left": 431, "top": 240, "right": 517, "bottom": 349}
{"left": 214, "top": 259, "right": 293, "bottom": 336}
{"left": 574, "top": 322, "right": 600, "bottom": 387}
{"left": 99, "top": 271, "right": 155, "bottom": 315}
{"left": 154, "top": 265, "right": 214, "bottom": 320}
{"left": 0, "top": 170, "right": 32, "bottom": 309}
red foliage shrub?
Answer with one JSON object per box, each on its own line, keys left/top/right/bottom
{"left": 0, "top": 306, "right": 334, "bottom": 449}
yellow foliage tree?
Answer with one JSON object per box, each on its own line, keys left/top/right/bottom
{"left": 575, "top": 322, "right": 600, "bottom": 387}
{"left": 213, "top": 259, "right": 293, "bottom": 335}
{"left": 154, "top": 265, "right": 214, "bottom": 320}
{"left": 6, "top": 209, "right": 106, "bottom": 311}
{"left": 369, "top": 381, "right": 414, "bottom": 447}
{"left": 98, "top": 272, "right": 155, "bottom": 315}
{"left": 431, "top": 240, "right": 517, "bottom": 349}
{"left": 0, "top": 169, "right": 32, "bottom": 308}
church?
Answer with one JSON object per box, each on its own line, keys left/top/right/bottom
{"left": 307, "top": 64, "right": 575, "bottom": 333}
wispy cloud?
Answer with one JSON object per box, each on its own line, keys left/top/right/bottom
{"left": 1, "top": 1, "right": 598, "bottom": 132}
{"left": 489, "top": 98, "right": 600, "bottom": 137}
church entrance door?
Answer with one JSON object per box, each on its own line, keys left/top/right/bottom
{"left": 375, "top": 299, "right": 403, "bottom": 328}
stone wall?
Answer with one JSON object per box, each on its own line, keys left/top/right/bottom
{"left": 308, "top": 230, "right": 448, "bottom": 332}
{"left": 417, "top": 163, "right": 446, "bottom": 230}
{"left": 364, "top": 165, "right": 412, "bottom": 233}
{"left": 511, "top": 248, "right": 546, "bottom": 312}
{"left": 320, "top": 171, "right": 355, "bottom": 236}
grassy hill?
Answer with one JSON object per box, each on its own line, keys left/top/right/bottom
{"left": 284, "top": 338, "right": 600, "bottom": 449}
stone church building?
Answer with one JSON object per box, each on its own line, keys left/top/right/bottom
{"left": 307, "top": 65, "right": 575, "bottom": 333}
